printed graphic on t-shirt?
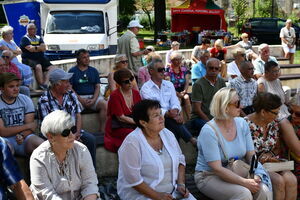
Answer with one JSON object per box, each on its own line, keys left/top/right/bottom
{"left": 0, "top": 107, "right": 25, "bottom": 127}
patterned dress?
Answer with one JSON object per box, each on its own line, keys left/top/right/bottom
{"left": 244, "top": 117, "right": 280, "bottom": 157}
{"left": 165, "top": 66, "right": 189, "bottom": 92}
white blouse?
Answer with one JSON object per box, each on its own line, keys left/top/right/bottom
{"left": 117, "top": 128, "right": 188, "bottom": 200}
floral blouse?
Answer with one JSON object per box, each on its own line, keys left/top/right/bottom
{"left": 244, "top": 117, "right": 280, "bottom": 155}
{"left": 165, "top": 66, "right": 189, "bottom": 92}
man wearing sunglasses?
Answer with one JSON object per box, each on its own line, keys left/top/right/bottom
{"left": 68, "top": 49, "right": 107, "bottom": 134}
{"left": 0, "top": 72, "right": 43, "bottom": 157}
{"left": 280, "top": 19, "right": 296, "bottom": 64}
{"left": 37, "top": 68, "right": 97, "bottom": 168}
{"left": 141, "top": 59, "right": 197, "bottom": 146}
{"left": 190, "top": 58, "right": 226, "bottom": 134}
{"left": 117, "top": 20, "right": 149, "bottom": 75}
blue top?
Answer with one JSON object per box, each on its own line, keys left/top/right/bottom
{"left": 196, "top": 117, "right": 254, "bottom": 171}
{"left": 44, "top": 0, "right": 110, "bottom": 3}
{"left": 191, "top": 61, "right": 206, "bottom": 84}
{"left": 0, "top": 137, "right": 23, "bottom": 199}
{"left": 195, "top": 117, "right": 272, "bottom": 190}
{"left": 20, "top": 35, "right": 44, "bottom": 60}
{"left": 69, "top": 66, "right": 100, "bottom": 95}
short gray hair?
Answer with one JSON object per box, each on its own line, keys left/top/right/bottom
{"left": 258, "top": 43, "right": 269, "bottom": 54}
{"left": 2, "top": 50, "right": 13, "bottom": 58}
{"left": 170, "top": 51, "right": 183, "bottom": 61}
{"left": 210, "top": 87, "right": 237, "bottom": 120}
{"left": 206, "top": 58, "right": 220, "bottom": 67}
{"left": 147, "top": 58, "right": 163, "bottom": 71}
{"left": 26, "top": 23, "right": 36, "bottom": 32}
{"left": 1, "top": 25, "right": 13, "bottom": 38}
{"left": 41, "top": 110, "right": 75, "bottom": 137}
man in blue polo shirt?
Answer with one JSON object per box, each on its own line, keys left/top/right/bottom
{"left": 69, "top": 49, "right": 107, "bottom": 133}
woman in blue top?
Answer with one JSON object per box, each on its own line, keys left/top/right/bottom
{"left": 194, "top": 88, "right": 272, "bottom": 200}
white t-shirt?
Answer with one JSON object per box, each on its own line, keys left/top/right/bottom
{"left": 280, "top": 27, "right": 296, "bottom": 46}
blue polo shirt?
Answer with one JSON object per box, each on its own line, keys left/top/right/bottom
{"left": 69, "top": 66, "right": 100, "bottom": 95}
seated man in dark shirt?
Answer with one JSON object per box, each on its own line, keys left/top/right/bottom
{"left": 20, "top": 23, "right": 55, "bottom": 89}
{"left": 0, "top": 136, "right": 34, "bottom": 199}
{"left": 69, "top": 49, "right": 107, "bottom": 133}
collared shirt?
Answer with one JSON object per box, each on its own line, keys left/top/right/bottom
{"left": 191, "top": 76, "right": 226, "bottom": 120}
{"left": 227, "top": 61, "right": 241, "bottom": 79}
{"left": 253, "top": 56, "right": 278, "bottom": 75}
{"left": 37, "top": 90, "right": 82, "bottom": 122}
{"left": 191, "top": 61, "right": 206, "bottom": 84}
{"left": 140, "top": 79, "right": 181, "bottom": 116}
{"left": 127, "top": 30, "right": 140, "bottom": 53}
{"left": 229, "top": 76, "right": 257, "bottom": 107}
{"left": 0, "top": 137, "right": 23, "bottom": 199}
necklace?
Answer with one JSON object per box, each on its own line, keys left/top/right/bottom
{"left": 120, "top": 88, "right": 133, "bottom": 110}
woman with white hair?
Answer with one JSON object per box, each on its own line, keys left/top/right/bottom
{"left": 210, "top": 39, "right": 227, "bottom": 78}
{"left": 165, "top": 41, "right": 180, "bottom": 68}
{"left": 280, "top": 19, "right": 296, "bottom": 64}
{"left": 194, "top": 87, "right": 272, "bottom": 200}
{"left": 0, "top": 25, "right": 33, "bottom": 88}
{"left": 104, "top": 54, "right": 138, "bottom": 99}
{"left": 30, "top": 110, "right": 99, "bottom": 200}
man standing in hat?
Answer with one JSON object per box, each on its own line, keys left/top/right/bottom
{"left": 280, "top": 19, "right": 296, "bottom": 64}
{"left": 0, "top": 72, "right": 43, "bottom": 156}
{"left": 37, "top": 68, "right": 97, "bottom": 167}
{"left": 117, "top": 20, "right": 149, "bottom": 74}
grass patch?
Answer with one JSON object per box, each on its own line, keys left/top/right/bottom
{"left": 295, "top": 50, "right": 300, "bottom": 64}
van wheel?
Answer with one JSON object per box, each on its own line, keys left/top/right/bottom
{"left": 250, "top": 36, "right": 258, "bottom": 45}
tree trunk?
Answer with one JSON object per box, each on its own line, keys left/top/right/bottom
{"left": 142, "top": 8, "right": 153, "bottom": 29}
{"left": 154, "top": 0, "right": 166, "bottom": 42}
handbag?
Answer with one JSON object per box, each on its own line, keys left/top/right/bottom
{"left": 207, "top": 122, "right": 251, "bottom": 178}
{"left": 111, "top": 115, "right": 136, "bottom": 129}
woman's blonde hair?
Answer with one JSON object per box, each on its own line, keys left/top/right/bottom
{"left": 210, "top": 87, "right": 237, "bottom": 120}
{"left": 214, "top": 39, "right": 224, "bottom": 48}
{"left": 240, "top": 33, "right": 248, "bottom": 39}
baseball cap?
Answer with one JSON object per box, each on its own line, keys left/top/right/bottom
{"left": 0, "top": 72, "right": 20, "bottom": 87}
{"left": 49, "top": 68, "right": 73, "bottom": 84}
{"left": 127, "top": 20, "right": 144, "bottom": 28}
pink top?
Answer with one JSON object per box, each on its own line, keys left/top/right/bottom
{"left": 0, "top": 62, "right": 21, "bottom": 79}
{"left": 138, "top": 66, "right": 150, "bottom": 88}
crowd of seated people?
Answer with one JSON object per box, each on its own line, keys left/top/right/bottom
{"left": 2, "top": 20, "right": 300, "bottom": 200}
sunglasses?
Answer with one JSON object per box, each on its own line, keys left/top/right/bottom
{"left": 157, "top": 67, "right": 165, "bottom": 73}
{"left": 120, "top": 60, "right": 128, "bottom": 64}
{"left": 288, "top": 31, "right": 291, "bottom": 37}
{"left": 61, "top": 126, "right": 77, "bottom": 137}
{"left": 121, "top": 76, "right": 134, "bottom": 84}
{"left": 1, "top": 55, "right": 10, "bottom": 59}
{"left": 228, "top": 100, "right": 240, "bottom": 108}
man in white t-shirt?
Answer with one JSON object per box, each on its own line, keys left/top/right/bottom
{"left": 227, "top": 48, "right": 245, "bottom": 80}
{"left": 280, "top": 19, "right": 296, "bottom": 64}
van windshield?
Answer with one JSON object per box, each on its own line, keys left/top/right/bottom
{"left": 46, "top": 11, "right": 104, "bottom": 34}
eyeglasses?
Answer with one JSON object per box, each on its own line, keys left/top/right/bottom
{"left": 270, "top": 69, "right": 280, "bottom": 74}
{"left": 1, "top": 55, "right": 10, "bottom": 59}
{"left": 61, "top": 126, "right": 77, "bottom": 137}
{"left": 208, "top": 66, "right": 220, "bottom": 71}
{"left": 121, "top": 76, "right": 134, "bottom": 84}
{"left": 120, "top": 60, "right": 128, "bottom": 64}
{"left": 268, "top": 110, "right": 279, "bottom": 116}
{"left": 157, "top": 67, "right": 165, "bottom": 73}
{"left": 228, "top": 100, "right": 240, "bottom": 108}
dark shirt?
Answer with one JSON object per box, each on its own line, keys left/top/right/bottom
{"left": 0, "top": 137, "right": 23, "bottom": 199}
{"left": 191, "top": 76, "right": 226, "bottom": 120}
{"left": 69, "top": 66, "right": 100, "bottom": 95}
{"left": 20, "top": 35, "right": 44, "bottom": 60}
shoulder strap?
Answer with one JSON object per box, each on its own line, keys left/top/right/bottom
{"left": 207, "top": 121, "right": 229, "bottom": 161}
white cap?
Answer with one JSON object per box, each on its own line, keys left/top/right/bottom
{"left": 127, "top": 20, "right": 144, "bottom": 28}
{"left": 286, "top": 19, "right": 292, "bottom": 23}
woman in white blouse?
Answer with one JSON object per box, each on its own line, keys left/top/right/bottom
{"left": 30, "top": 110, "right": 99, "bottom": 200}
{"left": 117, "top": 99, "right": 196, "bottom": 200}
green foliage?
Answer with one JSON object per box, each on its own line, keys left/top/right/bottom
{"left": 232, "top": 0, "right": 249, "bottom": 33}
{"left": 118, "top": 15, "right": 133, "bottom": 32}
{"left": 139, "top": 15, "right": 154, "bottom": 30}
{"left": 254, "top": 0, "right": 272, "bottom": 17}
{"left": 287, "top": 11, "right": 300, "bottom": 23}
{"left": 119, "top": 0, "right": 136, "bottom": 16}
